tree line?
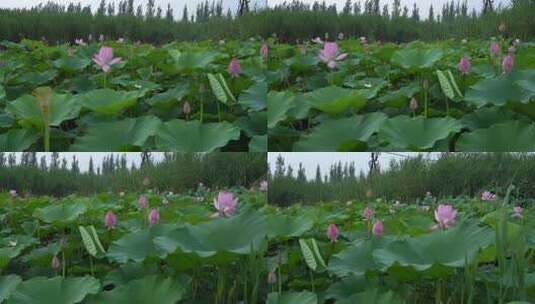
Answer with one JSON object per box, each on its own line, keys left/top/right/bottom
{"left": 0, "top": 0, "right": 533, "bottom": 44}
{"left": 268, "top": 153, "right": 535, "bottom": 206}
{"left": 0, "top": 152, "right": 267, "bottom": 197}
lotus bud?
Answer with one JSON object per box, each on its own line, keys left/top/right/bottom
{"left": 33, "top": 87, "right": 53, "bottom": 114}
{"left": 498, "top": 22, "right": 506, "bottom": 33}
{"left": 481, "top": 191, "right": 497, "bottom": 201}
{"left": 214, "top": 191, "right": 238, "bottom": 217}
{"left": 148, "top": 208, "right": 160, "bottom": 225}
{"left": 372, "top": 220, "right": 384, "bottom": 236}
{"left": 228, "top": 58, "right": 241, "bottom": 77}
{"left": 458, "top": 56, "right": 471, "bottom": 75}
{"left": 260, "top": 42, "right": 269, "bottom": 59}
{"left": 183, "top": 101, "right": 192, "bottom": 115}
{"left": 422, "top": 79, "right": 429, "bottom": 90}
{"left": 338, "top": 32, "right": 344, "bottom": 40}
{"left": 51, "top": 255, "right": 61, "bottom": 269}
{"left": 512, "top": 206, "right": 524, "bottom": 218}
{"left": 267, "top": 271, "right": 277, "bottom": 284}
{"left": 138, "top": 195, "right": 148, "bottom": 209}
{"left": 362, "top": 207, "right": 374, "bottom": 220}
{"left": 104, "top": 210, "right": 117, "bottom": 229}
{"left": 409, "top": 97, "right": 418, "bottom": 110}
{"left": 490, "top": 41, "right": 501, "bottom": 57}
{"left": 162, "top": 198, "right": 169, "bottom": 206}
{"left": 327, "top": 224, "right": 339, "bottom": 242}
{"left": 9, "top": 190, "right": 17, "bottom": 198}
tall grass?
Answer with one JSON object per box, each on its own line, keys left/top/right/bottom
{"left": 0, "top": 1, "right": 534, "bottom": 44}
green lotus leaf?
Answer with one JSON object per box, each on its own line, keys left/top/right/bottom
{"left": 249, "top": 135, "right": 267, "bottom": 152}
{"left": 267, "top": 214, "right": 314, "bottom": 238}
{"left": 465, "top": 73, "right": 534, "bottom": 107}
{"left": 0, "top": 275, "right": 21, "bottom": 302}
{"left": 329, "top": 238, "right": 390, "bottom": 277}
{"left": 12, "top": 70, "right": 57, "bottom": 86}
{"left": 33, "top": 201, "right": 87, "bottom": 224}
{"left": 304, "top": 86, "right": 366, "bottom": 114}
{"left": 378, "top": 116, "right": 462, "bottom": 150}
{"left": 79, "top": 89, "right": 141, "bottom": 115}
{"left": 294, "top": 113, "right": 388, "bottom": 151}
{"left": 324, "top": 275, "right": 368, "bottom": 301}
{"left": 239, "top": 81, "right": 267, "bottom": 111}
{"left": 456, "top": 121, "right": 535, "bottom": 152}
{"left": 266, "top": 291, "right": 317, "bottom": 304}
{"left": 378, "top": 83, "right": 420, "bottom": 108}
{"left": 53, "top": 56, "right": 91, "bottom": 72}
{"left": 337, "top": 288, "right": 405, "bottom": 304}
{"left": 0, "top": 129, "right": 39, "bottom": 151}
{"left": 7, "top": 276, "right": 100, "bottom": 304}
{"left": 460, "top": 107, "right": 516, "bottom": 131}
{"left": 7, "top": 93, "right": 80, "bottom": 128}
{"left": 373, "top": 221, "right": 494, "bottom": 272}
{"left": 155, "top": 120, "right": 240, "bottom": 152}
{"left": 70, "top": 116, "right": 161, "bottom": 151}
{"left": 107, "top": 224, "right": 178, "bottom": 263}
{"left": 391, "top": 47, "right": 443, "bottom": 70}
{"left": 87, "top": 275, "right": 184, "bottom": 304}
{"left": 168, "top": 50, "right": 216, "bottom": 73}
{"left": 0, "top": 246, "right": 25, "bottom": 269}
{"left": 146, "top": 85, "right": 188, "bottom": 109}
{"left": 154, "top": 208, "right": 267, "bottom": 257}
{"left": 267, "top": 91, "right": 295, "bottom": 129}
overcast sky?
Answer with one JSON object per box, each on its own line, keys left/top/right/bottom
{"left": 12, "top": 153, "right": 164, "bottom": 172}
{"left": 0, "top": 0, "right": 509, "bottom": 18}
{"left": 268, "top": 152, "right": 440, "bottom": 180}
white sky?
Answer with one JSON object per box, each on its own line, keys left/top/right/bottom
{"left": 268, "top": 152, "right": 439, "bottom": 180}
{"left": 12, "top": 152, "right": 164, "bottom": 172}
{"left": 0, "top": 0, "right": 509, "bottom": 18}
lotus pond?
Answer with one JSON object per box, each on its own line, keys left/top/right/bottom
{"left": 267, "top": 38, "right": 535, "bottom": 151}
{"left": 0, "top": 189, "right": 533, "bottom": 303}
{"left": 0, "top": 39, "right": 267, "bottom": 152}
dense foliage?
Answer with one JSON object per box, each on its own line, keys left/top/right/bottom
{"left": 268, "top": 37, "right": 535, "bottom": 151}
{"left": 0, "top": 188, "right": 533, "bottom": 303}
{"left": 0, "top": 39, "right": 267, "bottom": 151}
{"left": 0, "top": 0, "right": 534, "bottom": 43}
{"left": 268, "top": 153, "right": 535, "bottom": 206}
{"left": 0, "top": 152, "right": 267, "bottom": 196}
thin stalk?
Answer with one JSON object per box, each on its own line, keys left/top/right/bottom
{"left": 217, "top": 102, "right": 222, "bottom": 122}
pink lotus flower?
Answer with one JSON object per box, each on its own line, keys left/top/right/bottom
{"left": 362, "top": 207, "right": 374, "bottom": 220}
{"left": 228, "top": 58, "right": 241, "bottom": 77}
{"left": 433, "top": 204, "right": 457, "bottom": 229}
{"left": 508, "top": 46, "right": 516, "bottom": 55}
{"left": 93, "top": 46, "right": 122, "bottom": 73}
{"left": 481, "top": 191, "right": 496, "bottom": 201}
{"left": 213, "top": 191, "right": 238, "bottom": 217}
{"left": 512, "top": 206, "right": 524, "bottom": 218}
{"left": 458, "top": 57, "right": 471, "bottom": 75}
{"left": 502, "top": 54, "right": 514, "bottom": 74}
{"left": 490, "top": 42, "right": 501, "bottom": 57}
{"left": 327, "top": 224, "right": 339, "bottom": 242}
{"left": 260, "top": 42, "right": 269, "bottom": 59}
{"left": 319, "top": 42, "right": 348, "bottom": 69}
{"left": 312, "top": 37, "right": 324, "bottom": 45}
{"left": 138, "top": 195, "right": 149, "bottom": 209}
{"left": 409, "top": 97, "right": 418, "bottom": 110}
{"left": 148, "top": 208, "right": 160, "bottom": 225}
{"left": 51, "top": 255, "right": 61, "bottom": 269}
{"left": 260, "top": 181, "right": 268, "bottom": 191}
{"left": 104, "top": 210, "right": 117, "bottom": 229}
{"left": 372, "top": 220, "right": 384, "bottom": 236}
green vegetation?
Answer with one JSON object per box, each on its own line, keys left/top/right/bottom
{"left": 268, "top": 153, "right": 535, "bottom": 206}
{"left": 0, "top": 0, "right": 534, "bottom": 43}
{"left": 0, "top": 152, "right": 266, "bottom": 196}
{"left": 0, "top": 186, "right": 533, "bottom": 303}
